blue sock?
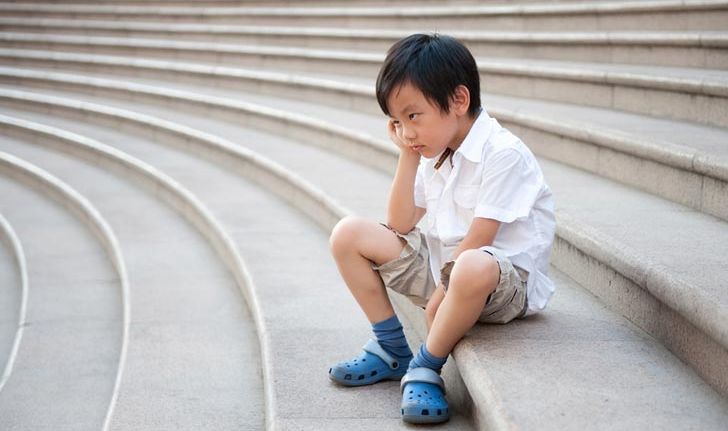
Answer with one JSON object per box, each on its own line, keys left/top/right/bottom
{"left": 408, "top": 343, "right": 448, "bottom": 373}
{"left": 372, "top": 315, "right": 412, "bottom": 360}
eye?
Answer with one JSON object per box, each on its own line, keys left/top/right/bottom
{"left": 409, "top": 113, "right": 419, "bottom": 120}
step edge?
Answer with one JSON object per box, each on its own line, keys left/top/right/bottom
{"left": 0, "top": 145, "right": 130, "bottom": 430}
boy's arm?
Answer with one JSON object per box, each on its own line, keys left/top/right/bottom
{"left": 449, "top": 217, "right": 500, "bottom": 261}
{"left": 386, "top": 120, "right": 426, "bottom": 233}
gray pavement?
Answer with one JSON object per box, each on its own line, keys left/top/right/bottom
{"left": 0, "top": 214, "right": 21, "bottom": 391}
{"left": 0, "top": 167, "right": 119, "bottom": 430}
{"left": 0, "top": 133, "right": 264, "bottom": 430}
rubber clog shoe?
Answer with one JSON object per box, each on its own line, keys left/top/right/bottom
{"left": 329, "top": 339, "right": 411, "bottom": 386}
{"left": 400, "top": 367, "right": 450, "bottom": 424}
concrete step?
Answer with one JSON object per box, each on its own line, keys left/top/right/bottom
{"left": 0, "top": 1, "right": 725, "bottom": 31}
{"left": 0, "top": 61, "right": 724, "bottom": 225}
{"left": 3, "top": 86, "right": 728, "bottom": 429}
{"left": 2, "top": 20, "right": 725, "bottom": 69}
{"left": 1, "top": 35, "right": 726, "bottom": 129}
{"left": 0, "top": 151, "right": 122, "bottom": 430}
{"left": 0, "top": 213, "right": 27, "bottom": 393}
{"left": 0, "top": 117, "right": 264, "bottom": 430}
{"left": 0, "top": 95, "right": 475, "bottom": 430}
{"left": 0, "top": 0, "right": 612, "bottom": 6}
{"left": 4, "top": 75, "right": 728, "bottom": 399}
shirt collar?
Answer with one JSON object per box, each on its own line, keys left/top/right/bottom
{"left": 454, "top": 107, "right": 493, "bottom": 163}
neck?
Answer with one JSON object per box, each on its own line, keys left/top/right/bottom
{"left": 448, "top": 110, "right": 480, "bottom": 152}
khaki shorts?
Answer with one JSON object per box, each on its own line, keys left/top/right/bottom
{"left": 372, "top": 223, "right": 528, "bottom": 324}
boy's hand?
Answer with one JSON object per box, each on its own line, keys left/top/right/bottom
{"left": 388, "top": 119, "right": 420, "bottom": 159}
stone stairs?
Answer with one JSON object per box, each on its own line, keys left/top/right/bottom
{"left": 0, "top": 1, "right": 727, "bottom": 430}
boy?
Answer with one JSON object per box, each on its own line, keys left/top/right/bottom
{"left": 328, "top": 33, "right": 555, "bottom": 424}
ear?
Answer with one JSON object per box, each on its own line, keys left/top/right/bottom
{"left": 450, "top": 85, "right": 471, "bottom": 116}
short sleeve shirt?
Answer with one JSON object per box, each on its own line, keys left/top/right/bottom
{"left": 413, "top": 108, "right": 556, "bottom": 314}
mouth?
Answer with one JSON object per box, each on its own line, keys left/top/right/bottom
{"left": 411, "top": 145, "right": 425, "bottom": 152}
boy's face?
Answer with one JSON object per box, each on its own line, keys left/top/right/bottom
{"left": 387, "top": 82, "right": 464, "bottom": 159}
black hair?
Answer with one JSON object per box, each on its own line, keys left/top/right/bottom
{"left": 376, "top": 33, "right": 481, "bottom": 118}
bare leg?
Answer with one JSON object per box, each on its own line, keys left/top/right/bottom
{"left": 329, "top": 215, "right": 407, "bottom": 324}
{"left": 426, "top": 249, "right": 500, "bottom": 357}
{"left": 425, "top": 284, "right": 446, "bottom": 330}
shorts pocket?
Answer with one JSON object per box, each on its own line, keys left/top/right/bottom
{"left": 478, "top": 257, "right": 527, "bottom": 324}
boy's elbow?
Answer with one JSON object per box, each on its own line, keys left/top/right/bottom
{"left": 385, "top": 221, "right": 413, "bottom": 235}
{"left": 387, "top": 207, "right": 424, "bottom": 235}
{"left": 385, "top": 214, "right": 415, "bottom": 235}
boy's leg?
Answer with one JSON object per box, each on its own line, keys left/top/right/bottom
{"left": 425, "top": 249, "right": 500, "bottom": 357}
{"left": 328, "top": 215, "right": 415, "bottom": 386}
{"left": 400, "top": 249, "right": 499, "bottom": 423}
{"left": 329, "top": 215, "right": 407, "bottom": 324}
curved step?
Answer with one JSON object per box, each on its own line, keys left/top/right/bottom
{"left": 0, "top": 213, "right": 28, "bottom": 393}
{"left": 0, "top": 63, "right": 725, "bottom": 224}
{"left": 3, "top": 81, "right": 728, "bottom": 398}
{"left": 0, "top": 1, "right": 725, "bottom": 31}
{"left": 1, "top": 20, "right": 725, "bottom": 69}
{"left": 0, "top": 100, "right": 474, "bottom": 429}
{"left": 1, "top": 32, "right": 726, "bottom": 129}
{"left": 0, "top": 0, "right": 601, "bottom": 6}
{"left": 3, "top": 86, "right": 728, "bottom": 429}
{"left": 0, "top": 151, "right": 124, "bottom": 430}
{"left": 0, "top": 118, "right": 264, "bottom": 430}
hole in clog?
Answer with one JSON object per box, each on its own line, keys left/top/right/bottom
{"left": 371, "top": 371, "right": 378, "bottom": 377}
{"left": 437, "top": 409, "right": 442, "bottom": 415}
{"left": 422, "top": 409, "right": 429, "bottom": 416}
{"left": 358, "top": 375, "right": 365, "bottom": 380}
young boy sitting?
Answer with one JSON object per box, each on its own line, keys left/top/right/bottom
{"left": 328, "top": 33, "right": 556, "bottom": 424}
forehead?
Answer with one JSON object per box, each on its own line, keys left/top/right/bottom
{"left": 387, "top": 82, "right": 432, "bottom": 116}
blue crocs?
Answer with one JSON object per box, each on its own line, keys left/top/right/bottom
{"left": 400, "top": 367, "right": 450, "bottom": 424}
{"left": 329, "top": 339, "right": 411, "bottom": 386}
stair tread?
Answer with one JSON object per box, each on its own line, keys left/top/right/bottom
{"left": 2, "top": 59, "right": 727, "bottom": 173}
{"left": 0, "top": 129, "right": 263, "bottom": 430}
{"left": 4, "top": 32, "right": 728, "bottom": 86}
{"left": 0, "top": 151, "right": 120, "bottom": 430}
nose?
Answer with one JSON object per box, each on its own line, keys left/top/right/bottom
{"left": 401, "top": 124, "right": 416, "bottom": 141}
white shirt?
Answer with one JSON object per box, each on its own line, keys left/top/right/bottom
{"left": 413, "top": 108, "right": 556, "bottom": 314}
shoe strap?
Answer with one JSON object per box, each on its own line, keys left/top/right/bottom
{"left": 400, "top": 367, "right": 446, "bottom": 395}
{"left": 362, "top": 339, "right": 401, "bottom": 371}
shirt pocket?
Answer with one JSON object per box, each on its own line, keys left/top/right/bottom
{"left": 425, "top": 182, "right": 444, "bottom": 230}
{"left": 453, "top": 185, "right": 479, "bottom": 210}
{"left": 453, "top": 185, "right": 479, "bottom": 228}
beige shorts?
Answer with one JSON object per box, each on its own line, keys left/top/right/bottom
{"left": 372, "top": 223, "right": 528, "bottom": 324}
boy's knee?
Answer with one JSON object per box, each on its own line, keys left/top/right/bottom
{"left": 449, "top": 249, "right": 500, "bottom": 295}
{"left": 329, "top": 215, "right": 367, "bottom": 254}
